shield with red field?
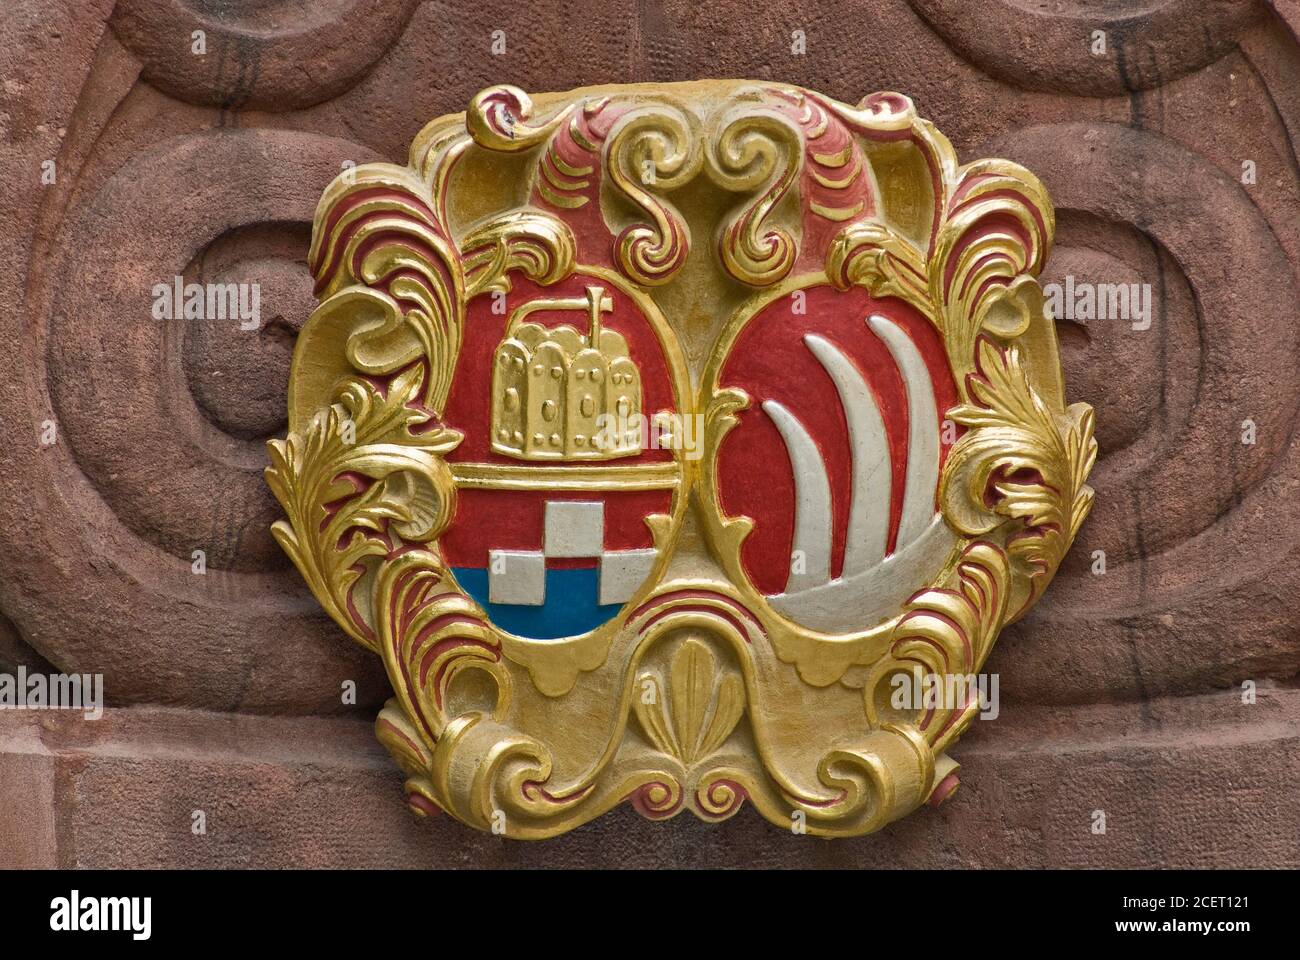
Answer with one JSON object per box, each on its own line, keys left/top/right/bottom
{"left": 438, "top": 272, "right": 683, "bottom": 639}
{"left": 713, "top": 284, "right": 960, "bottom": 634}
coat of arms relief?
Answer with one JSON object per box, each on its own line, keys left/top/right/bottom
{"left": 265, "top": 81, "right": 1096, "bottom": 838}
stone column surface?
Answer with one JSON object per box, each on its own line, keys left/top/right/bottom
{"left": 1, "top": 0, "right": 1299, "bottom": 866}
{"left": 2, "top": 688, "right": 1297, "bottom": 868}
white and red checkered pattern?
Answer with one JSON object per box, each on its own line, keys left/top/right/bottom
{"left": 488, "top": 500, "right": 656, "bottom": 607}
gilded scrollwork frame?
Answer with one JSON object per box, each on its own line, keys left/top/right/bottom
{"left": 266, "top": 81, "right": 1095, "bottom": 838}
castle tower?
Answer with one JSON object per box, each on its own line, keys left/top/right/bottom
{"left": 566, "top": 346, "right": 607, "bottom": 456}
{"left": 607, "top": 356, "right": 641, "bottom": 451}
{"left": 492, "top": 340, "right": 529, "bottom": 453}
{"left": 490, "top": 286, "right": 644, "bottom": 461}
{"left": 524, "top": 340, "right": 567, "bottom": 457}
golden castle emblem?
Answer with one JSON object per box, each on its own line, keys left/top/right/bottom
{"left": 491, "top": 285, "right": 643, "bottom": 460}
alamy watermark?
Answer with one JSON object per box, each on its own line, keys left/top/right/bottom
{"left": 1044, "top": 275, "right": 1152, "bottom": 330}
{"left": 0, "top": 666, "right": 103, "bottom": 720}
{"left": 152, "top": 275, "right": 261, "bottom": 330}
{"left": 889, "top": 668, "right": 1000, "bottom": 721}
{"left": 50, "top": 891, "right": 150, "bottom": 940}
{"left": 593, "top": 411, "right": 705, "bottom": 461}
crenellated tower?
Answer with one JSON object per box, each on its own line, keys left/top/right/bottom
{"left": 491, "top": 286, "right": 642, "bottom": 460}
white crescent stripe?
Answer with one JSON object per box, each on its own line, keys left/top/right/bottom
{"left": 866, "top": 314, "right": 939, "bottom": 549}
{"left": 804, "top": 334, "right": 889, "bottom": 575}
{"left": 762, "top": 399, "right": 832, "bottom": 592}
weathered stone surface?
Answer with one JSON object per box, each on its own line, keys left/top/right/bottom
{"left": 2, "top": 688, "right": 1296, "bottom": 868}
{"left": 0, "top": 749, "right": 56, "bottom": 869}
{"left": 0, "top": 0, "right": 1298, "bottom": 865}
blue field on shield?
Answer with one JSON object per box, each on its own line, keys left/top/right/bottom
{"left": 452, "top": 566, "right": 623, "bottom": 640}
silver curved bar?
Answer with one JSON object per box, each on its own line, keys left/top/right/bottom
{"left": 804, "top": 334, "right": 890, "bottom": 575}
{"left": 866, "top": 314, "right": 939, "bottom": 549}
{"left": 761, "top": 399, "right": 832, "bottom": 592}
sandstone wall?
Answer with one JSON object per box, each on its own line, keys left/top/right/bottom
{"left": 1, "top": 0, "right": 1297, "bottom": 867}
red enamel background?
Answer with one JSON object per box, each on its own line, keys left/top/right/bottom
{"left": 438, "top": 273, "right": 679, "bottom": 565}
{"left": 714, "top": 285, "right": 958, "bottom": 596}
